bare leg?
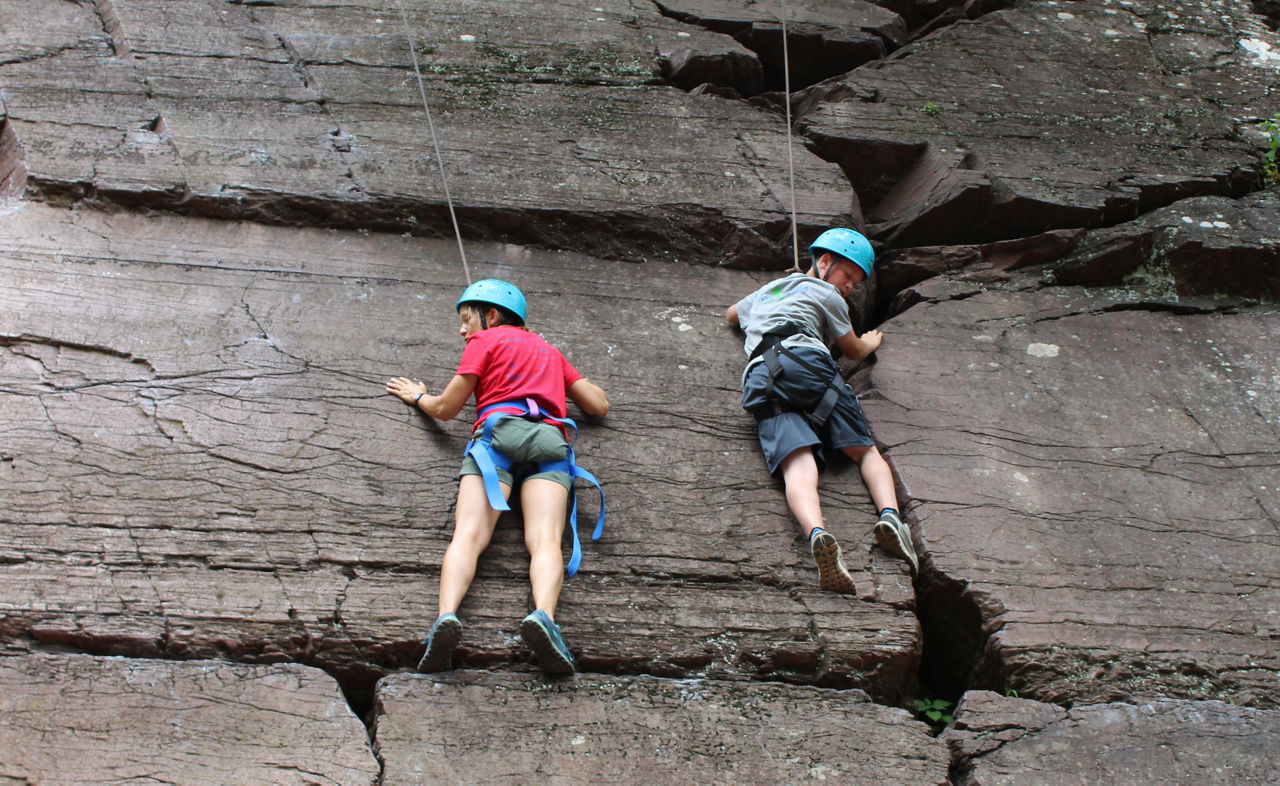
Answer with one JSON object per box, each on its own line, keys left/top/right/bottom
{"left": 843, "top": 445, "right": 898, "bottom": 513}
{"left": 779, "top": 447, "right": 824, "bottom": 537}
{"left": 520, "top": 477, "right": 570, "bottom": 618}
{"left": 780, "top": 447, "right": 855, "bottom": 593}
{"left": 846, "top": 445, "right": 917, "bottom": 572}
{"left": 438, "top": 474, "right": 507, "bottom": 616}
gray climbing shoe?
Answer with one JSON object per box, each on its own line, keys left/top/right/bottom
{"left": 874, "top": 510, "right": 919, "bottom": 574}
{"left": 520, "top": 609, "right": 575, "bottom": 677}
{"left": 810, "top": 530, "right": 857, "bottom": 595}
{"left": 417, "top": 612, "right": 462, "bottom": 673}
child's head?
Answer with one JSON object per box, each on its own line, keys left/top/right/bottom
{"left": 456, "top": 279, "right": 527, "bottom": 337}
{"left": 808, "top": 228, "right": 874, "bottom": 297}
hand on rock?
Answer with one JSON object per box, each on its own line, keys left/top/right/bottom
{"left": 386, "top": 376, "right": 427, "bottom": 405}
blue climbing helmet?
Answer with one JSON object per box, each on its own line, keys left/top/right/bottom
{"left": 809, "top": 228, "right": 874, "bottom": 277}
{"left": 456, "top": 279, "right": 527, "bottom": 323}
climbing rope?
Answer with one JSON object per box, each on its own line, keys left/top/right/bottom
{"left": 397, "top": 0, "right": 472, "bottom": 284}
{"left": 780, "top": 0, "right": 802, "bottom": 273}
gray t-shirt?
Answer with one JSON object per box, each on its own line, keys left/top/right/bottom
{"left": 734, "top": 272, "right": 853, "bottom": 381}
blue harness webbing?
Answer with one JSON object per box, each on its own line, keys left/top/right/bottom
{"left": 463, "top": 398, "right": 605, "bottom": 577}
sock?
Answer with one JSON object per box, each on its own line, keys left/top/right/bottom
{"left": 879, "top": 508, "right": 899, "bottom": 518}
{"left": 808, "top": 527, "right": 826, "bottom": 543}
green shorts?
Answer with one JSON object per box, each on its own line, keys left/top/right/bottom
{"left": 459, "top": 417, "right": 572, "bottom": 490}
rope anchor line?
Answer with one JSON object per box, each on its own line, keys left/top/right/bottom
{"left": 397, "top": 0, "right": 472, "bottom": 284}
{"left": 779, "top": 0, "right": 802, "bottom": 273}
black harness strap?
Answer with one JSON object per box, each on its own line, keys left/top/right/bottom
{"left": 747, "top": 325, "right": 846, "bottom": 427}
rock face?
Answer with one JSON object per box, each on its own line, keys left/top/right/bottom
{"left": 864, "top": 269, "right": 1280, "bottom": 707}
{"left": 797, "top": 0, "right": 1273, "bottom": 246}
{"left": 2, "top": 0, "right": 1278, "bottom": 782}
{"left": 3, "top": 0, "right": 852, "bottom": 266}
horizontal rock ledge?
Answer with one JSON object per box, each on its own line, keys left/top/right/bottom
{"left": 945, "top": 690, "right": 1280, "bottom": 784}
{"left": 0, "top": 653, "right": 380, "bottom": 785}
{"left": 373, "top": 671, "right": 951, "bottom": 783}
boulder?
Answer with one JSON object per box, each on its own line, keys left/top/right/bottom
{"left": 0, "top": 653, "right": 379, "bottom": 784}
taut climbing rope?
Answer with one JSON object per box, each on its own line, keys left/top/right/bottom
{"left": 779, "top": 0, "right": 802, "bottom": 274}
{"left": 397, "top": 0, "right": 472, "bottom": 284}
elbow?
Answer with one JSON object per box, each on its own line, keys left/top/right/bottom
{"left": 587, "top": 394, "right": 610, "bottom": 417}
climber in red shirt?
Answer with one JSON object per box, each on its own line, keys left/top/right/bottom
{"left": 387, "top": 279, "right": 609, "bottom": 677}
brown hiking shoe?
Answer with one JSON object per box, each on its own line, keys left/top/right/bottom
{"left": 810, "top": 530, "right": 857, "bottom": 595}
{"left": 874, "top": 510, "right": 919, "bottom": 574}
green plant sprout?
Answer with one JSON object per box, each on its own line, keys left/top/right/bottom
{"left": 923, "top": 101, "right": 941, "bottom": 117}
{"left": 916, "top": 697, "right": 954, "bottom": 727}
{"left": 1260, "top": 112, "right": 1280, "bottom": 184}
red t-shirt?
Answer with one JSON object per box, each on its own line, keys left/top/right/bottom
{"left": 456, "top": 325, "right": 583, "bottom": 432}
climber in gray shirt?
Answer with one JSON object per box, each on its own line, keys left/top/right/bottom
{"left": 727, "top": 228, "right": 918, "bottom": 594}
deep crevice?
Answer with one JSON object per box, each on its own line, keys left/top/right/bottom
{"left": 913, "top": 558, "right": 993, "bottom": 710}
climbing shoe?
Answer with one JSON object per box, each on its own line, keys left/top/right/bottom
{"left": 520, "top": 609, "right": 575, "bottom": 677}
{"left": 810, "top": 530, "right": 857, "bottom": 595}
{"left": 417, "top": 612, "right": 462, "bottom": 673}
{"left": 874, "top": 510, "right": 919, "bottom": 575}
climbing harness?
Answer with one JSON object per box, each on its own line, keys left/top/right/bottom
{"left": 396, "top": 0, "right": 472, "bottom": 285}
{"left": 746, "top": 324, "right": 847, "bottom": 427}
{"left": 464, "top": 398, "right": 606, "bottom": 577}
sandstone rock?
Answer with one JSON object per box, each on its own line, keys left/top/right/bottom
{"left": 4, "top": 0, "right": 1280, "bottom": 777}
{"left": 0, "top": 203, "right": 919, "bottom": 705}
{"left": 1050, "top": 190, "right": 1280, "bottom": 299}
{"left": 0, "top": 0, "right": 853, "bottom": 266}
{"left": 945, "top": 690, "right": 1280, "bottom": 784}
{"left": 374, "top": 671, "right": 950, "bottom": 783}
{"left": 798, "top": 0, "right": 1276, "bottom": 247}
{"left": 864, "top": 274, "right": 1280, "bottom": 706}
{"left": 656, "top": 0, "right": 908, "bottom": 92}
{"left": 0, "top": 653, "right": 379, "bottom": 784}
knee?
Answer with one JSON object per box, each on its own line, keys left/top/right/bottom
{"left": 448, "top": 523, "right": 490, "bottom": 553}
{"left": 845, "top": 445, "right": 878, "bottom": 464}
{"left": 524, "top": 522, "right": 565, "bottom": 554}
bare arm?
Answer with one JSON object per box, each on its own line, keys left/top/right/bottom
{"left": 834, "top": 328, "right": 884, "bottom": 362}
{"left": 725, "top": 303, "right": 739, "bottom": 325}
{"left": 568, "top": 377, "right": 610, "bottom": 417}
{"left": 385, "top": 374, "right": 477, "bottom": 421}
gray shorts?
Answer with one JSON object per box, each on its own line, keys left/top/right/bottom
{"left": 460, "top": 417, "right": 572, "bottom": 490}
{"left": 741, "top": 347, "right": 874, "bottom": 475}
